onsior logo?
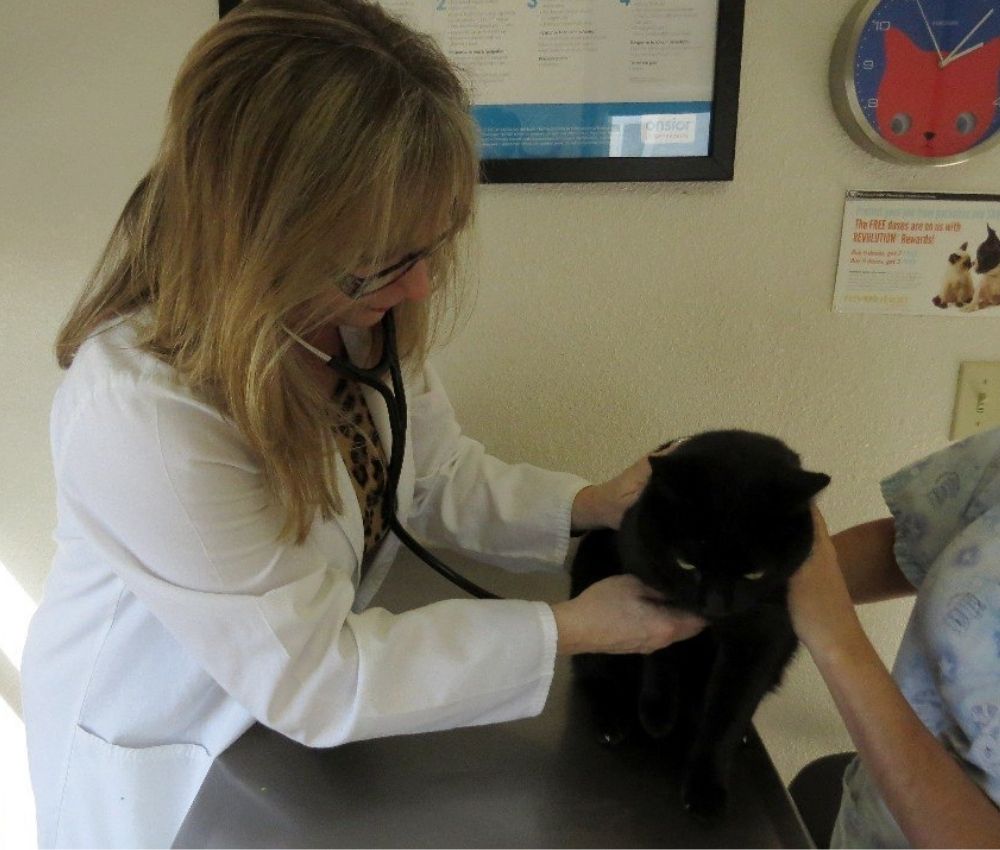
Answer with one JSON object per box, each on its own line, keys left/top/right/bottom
{"left": 640, "top": 114, "right": 698, "bottom": 144}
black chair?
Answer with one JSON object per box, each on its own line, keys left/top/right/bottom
{"left": 788, "top": 752, "right": 855, "bottom": 848}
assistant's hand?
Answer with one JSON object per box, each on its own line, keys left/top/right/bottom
{"left": 572, "top": 445, "right": 677, "bottom": 532}
{"left": 787, "top": 505, "right": 865, "bottom": 659}
{"left": 550, "top": 574, "right": 705, "bottom": 656}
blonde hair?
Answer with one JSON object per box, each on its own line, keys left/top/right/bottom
{"left": 56, "top": 0, "right": 479, "bottom": 541}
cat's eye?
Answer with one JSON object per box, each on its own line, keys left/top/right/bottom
{"left": 677, "top": 559, "right": 698, "bottom": 573}
{"left": 889, "top": 113, "right": 911, "bottom": 136}
{"left": 743, "top": 569, "right": 766, "bottom": 581}
{"left": 956, "top": 112, "right": 977, "bottom": 136}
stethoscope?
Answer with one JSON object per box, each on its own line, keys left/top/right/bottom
{"left": 287, "top": 310, "right": 501, "bottom": 600}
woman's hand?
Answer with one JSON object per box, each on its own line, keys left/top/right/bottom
{"left": 787, "top": 505, "right": 866, "bottom": 660}
{"left": 550, "top": 574, "right": 705, "bottom": 656}
{"left": 572, "top": 445, "right": 678, "bottom": 532}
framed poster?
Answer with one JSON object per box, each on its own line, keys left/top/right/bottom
{"left": 219, "top": 1, "right": 744, "bottom": 183}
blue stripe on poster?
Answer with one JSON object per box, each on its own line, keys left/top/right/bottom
{"left": 474, "top": 101, "right": 713, "bottom": 159}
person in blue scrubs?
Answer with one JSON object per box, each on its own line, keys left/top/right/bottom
{"left": 791, "top": 430, "right": 1000, "bottom": 847}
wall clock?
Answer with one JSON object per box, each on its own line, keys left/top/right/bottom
{"left": 830, "top": 0, "right": 1000, "bottom": 165}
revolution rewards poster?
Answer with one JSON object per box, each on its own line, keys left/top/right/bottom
{"left": 834, "top": 191, "right": 1000, "bottom": 316}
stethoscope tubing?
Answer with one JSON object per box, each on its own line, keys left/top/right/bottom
{"left": 325, "top": 311, "right": 502, "bottom": 601}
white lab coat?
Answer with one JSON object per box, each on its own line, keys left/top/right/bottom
{"left": 21, "top": 315, "right": 588, "bottom": 849}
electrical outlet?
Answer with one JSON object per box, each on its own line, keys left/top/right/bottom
{"left": 951, "top": 362, "right": 1000, "bottom": 440}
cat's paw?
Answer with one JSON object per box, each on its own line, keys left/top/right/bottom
{"left": 592, "top": 706, "right": 632, "bottom": 746}
{"left": 682, "top": 764, "right": 728, "bottom": 821}
{"left": 597, "top": 725, "right": 628, "bottom": 747}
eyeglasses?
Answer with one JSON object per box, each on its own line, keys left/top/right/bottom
{"left": 340, "top": 235, "right": 449, "bottom": 300}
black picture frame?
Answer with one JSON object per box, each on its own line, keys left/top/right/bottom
{"left": 484, "top": 0, "right": 745, "bottom": 184}
{"left": 219, "top": 0, "right": 744, "bottom": 184}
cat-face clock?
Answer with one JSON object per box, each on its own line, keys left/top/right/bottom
{"left": 831, "top": 0, "right": 1000, "bottom": 165}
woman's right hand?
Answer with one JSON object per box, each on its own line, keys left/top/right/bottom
{"left": 550, "top": 575, "right": 705, "bottom": 656}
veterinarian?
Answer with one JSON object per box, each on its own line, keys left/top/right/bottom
{"left": 19, "top": 2, "right": 705, "bottom": 847}
{"left": 790, "top": 442, "right": 1000, "bottom": 847}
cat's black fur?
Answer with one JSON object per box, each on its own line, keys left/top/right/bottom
{"left": 976, "top": 223, "right": 1000, "bottom": 275}
{"left": 570, "top": 430, "right": 830, "bottom": 819}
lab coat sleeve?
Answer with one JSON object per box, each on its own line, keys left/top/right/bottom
{"left": 405, "top": 363, "right": 591, "bottom": 571}
{"left": 54, "top": 379, "right": 558, "bottom": 747}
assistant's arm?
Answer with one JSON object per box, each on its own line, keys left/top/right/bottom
{"left": 789, "top": 509, "right": 1000, "bottom": 848}
{"left": 830, "top": 517, "right": 914, "bottom": 604}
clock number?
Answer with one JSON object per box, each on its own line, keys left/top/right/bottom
{"left": 862, "top": 59, "right": 875, "bottom": 70}
{"left": 867, "top": 97, "right": 879, "bottom": 109}
{"left": 873, "top": 20, "right": 891, "bottom": 31}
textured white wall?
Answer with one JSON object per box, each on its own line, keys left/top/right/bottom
{"left": 2, "top": 3, "right": 1000, "bottom": 824}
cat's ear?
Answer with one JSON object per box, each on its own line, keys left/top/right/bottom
{"left": 884, "top": 26, "right": 919, "bottom": 62}
{"left": 647, "top": 454, "right": 689, "bottom": 504}
{"left": 768, "top": 469, "right": 830, "bottom": 509}
{"left": 792, "top": 469, "right": 830, "bottom": 501}
{"left": 799, "top": 469, "right": 831, "bottom": 498}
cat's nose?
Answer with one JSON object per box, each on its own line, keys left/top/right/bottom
{"left": 703, "top": 589, "right": 729, "bottom": 617}
{"left": 924, "top": 131, "right": 936, "bottom": 141}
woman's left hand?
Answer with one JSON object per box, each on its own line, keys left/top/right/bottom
{"left": 571, "top": 450, "right": 662, "bottom": 532}
{"left": 787, "top": 504, "right": 864, "bottom": 659}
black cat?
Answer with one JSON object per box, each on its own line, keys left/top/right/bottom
{"left": 570, "top": 429, "right": 830, "bottom": 819}
{"left": 976, "top": 223, "right": 1000, "bottom": 275}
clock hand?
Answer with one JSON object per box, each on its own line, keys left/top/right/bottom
{"left": 915, "top": 0, "right": 945, "bottom": 64}
{"left": 942, "top": 8, "right": 995, "bottom": 66}
{"left": 941, "top": 40, "right": 986, "bottom": 67}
